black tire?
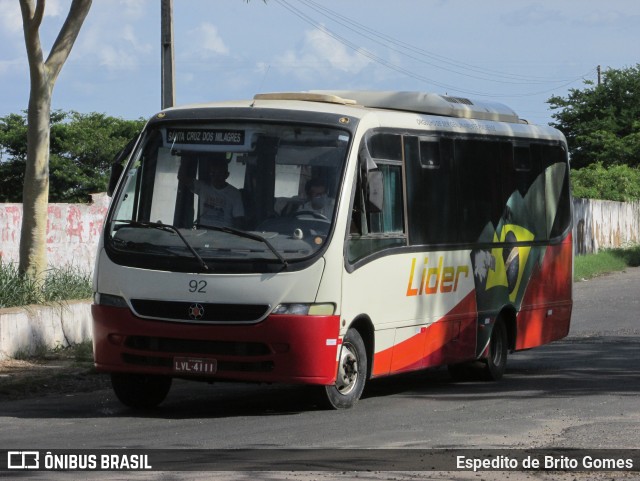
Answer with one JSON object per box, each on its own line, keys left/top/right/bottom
{"left": 322, "top": 329, "right": 367, "bottom": 409}
{"left": 448, "top": 319, "right": 508, "bottom": 382}
{"left": 111, "top": 373, "right": 172, "bottom": 409}
{"left": 480, "top": 319, "right": 508, "bottom": 381}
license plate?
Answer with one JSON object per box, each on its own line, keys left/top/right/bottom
{"left": 173, "top": 357, "right": 217, "bottom": 375}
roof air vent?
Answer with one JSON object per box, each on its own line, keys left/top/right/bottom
{"left": 442, "top": 96, "right": 474, "bottom": 105}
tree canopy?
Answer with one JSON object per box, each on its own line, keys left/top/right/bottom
{"left": 548, "top": 64, "right": 640, "bottom": 170}
{"left": 0, "top": 111, "right": 144, "bottom": 203}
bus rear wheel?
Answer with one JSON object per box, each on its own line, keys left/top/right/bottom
{"left": 448, "top": 318, "right": 508, "bottom": 382}
{"left": 481, "top": 318, "right": 508, "bottom": 381}
{"left": 111, "top": 373, "right": 172, "bottom": 409}
{"left": 322, "top": 328, "right": 367, "bottom": 409}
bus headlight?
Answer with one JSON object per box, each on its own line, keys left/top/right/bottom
{"left": 94, "top": 292, "right": 128, "bottom": 308}
{"left": 272, "top": 303, "right": 335, "bottom": 316}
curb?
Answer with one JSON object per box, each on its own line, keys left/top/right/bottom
{"left": 0, "top": 300, "right": 93, "bottom": 360}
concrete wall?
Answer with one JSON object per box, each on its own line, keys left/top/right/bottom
{"left": 0, "top": 301, "right": 93, "bottom": 360}
{"left": 0, "top": 193, "right": 109, "bottom": 272}
{"left": 573, "top": 198, "right": 640, "bottom": 255}
{"left": 1, "top": 198, "right": 105, "bottom": 359}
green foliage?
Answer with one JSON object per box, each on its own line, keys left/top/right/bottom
{"left": 72, "top": 340, "right": 95, "bottom": 362}
{"left": 548, "top": 65, "right": 640, "bottom": 169}
{"left": 0, "top": 111, "right": 145, "bottom": 203}
{"left": 610, "top": 244, "right": 640, "bottom": 266}
{"left": 0, "top": 112, "right": 29, "bottom": 159}
{"left": 41, "top": 264, "right": 93, "bottom": 302}
{"left": 571, "top": 163, "right": 640, "bottom": 201}
{"left": 0, "top": 261, "right": 92, "bottom": 309}
{"left": 12, "top": 339, "right": 94, "bottom": 362}
{"left": 12, "top": 341, "right": 50, "bottom": 361}
{"left": 574, "top": 245, "right": 640, "bottom": 280}
{"left": 0, "top": 261, "right": 40, "bottom": 308}
{"left": 0, "top": 113, "right": 28, "bottom": 201}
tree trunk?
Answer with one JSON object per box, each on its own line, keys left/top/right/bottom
{"left": 18, "top": 0, "right": 92, "bottom": 281}
{"left": 19, "top": 82, "right": 52, "bottom": 279}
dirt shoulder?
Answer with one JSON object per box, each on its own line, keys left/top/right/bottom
{"left": 0, "top": 355, "right": 109, "bottom": 402}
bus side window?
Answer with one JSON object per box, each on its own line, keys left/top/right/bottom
{"left": 404, "top": 136, "right": 457, "bottom": 245}
{"left": 367, "top": 163, "right": 403, "bottom": 234}
{"left": 543, "top": 144, "right": 571, "bottom": 239}
{"left": 348, "top": 133, "right": 406, "bottom": 264}
{"left": 456, "top": 139, "right": 505, "bottom": 243}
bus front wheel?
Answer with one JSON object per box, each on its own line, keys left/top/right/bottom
{"left": 111, "top": 373, "right": 172, "bottom": 409}
{"left": 322, "top": 328, "right": 367, "bottom": 409}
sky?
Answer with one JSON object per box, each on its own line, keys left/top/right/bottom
{"left": 0, "top": 0, "right": 639, "bottom": 127}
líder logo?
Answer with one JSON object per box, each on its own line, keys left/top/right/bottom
{"left": 188, "top": 303, "right": 205, "bottom": 320}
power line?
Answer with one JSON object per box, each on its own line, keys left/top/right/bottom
{"left": 274, "top": 0, "right": 596, "bottom": 98}
{"left": 273, "top": 0, "right": 492, "bottom": 96}
{"left": 298, "top": 0, "right": 577, "bottom": 85}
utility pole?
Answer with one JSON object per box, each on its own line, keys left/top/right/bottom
{"left": 161, "top": 0, "right": 175, "bottom": 109}
{"left": 597, "top": 65, "right": 601, "bottom": 86}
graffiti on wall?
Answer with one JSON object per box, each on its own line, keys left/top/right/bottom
{"left": 0, "top": 193, "right": 109, "bottom": 272}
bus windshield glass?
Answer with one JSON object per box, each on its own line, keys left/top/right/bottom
{"left": 107, "top": 122, "right": 350, "bottom": 268}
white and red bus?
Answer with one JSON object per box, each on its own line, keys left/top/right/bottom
{"left": 92, "top": 91, "right": 573, "bottom": 409}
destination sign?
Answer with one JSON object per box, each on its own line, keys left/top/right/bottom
{"left": 167, "top": 129, "right": 245, "bottom": 146}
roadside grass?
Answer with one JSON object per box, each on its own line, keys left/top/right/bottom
{"left": 574, "top": 245, "right": 640, "bottom": 281}
{"left": 12, "top": 340, "right": 94, "bottom": 364}
{"left": 0, "top": 262, "right": 92, "bottom": 309}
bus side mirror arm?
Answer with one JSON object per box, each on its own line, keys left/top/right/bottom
{"left": 107, "top": 135, "right": 139, "bottom": 197}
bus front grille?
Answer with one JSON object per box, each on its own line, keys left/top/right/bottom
{"left": 130, "top": 299, "right": 270, "bottom": 323}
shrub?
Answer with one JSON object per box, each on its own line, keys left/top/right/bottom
{"left": 571, "top": 163, "right": 640, "bottom": 201}
{"left": 0, "top": 261, "right": 92, "bottom": 309}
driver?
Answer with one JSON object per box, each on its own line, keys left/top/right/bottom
{"left": 178, "top": 156, "right": 245, "bottom": 228}
{"left": 299, "top": 177, "right": 335, "bottom": 218}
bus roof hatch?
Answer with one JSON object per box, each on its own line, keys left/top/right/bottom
{"left": 253, "top": 92, "right": 357, "bottom": 105}
{"left": 310, "top": 90, "right": 522, "bottom": 123}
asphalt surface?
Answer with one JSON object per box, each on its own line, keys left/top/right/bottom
{"left": 570, "top": 266, "right": 640, "bottom": 337}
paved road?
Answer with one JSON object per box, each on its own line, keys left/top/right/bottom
{"left": 1, "top": 268, "right": 639, "bottom": 480}
{"left": 570, "top": 267, "right": 640, "bottom": 337}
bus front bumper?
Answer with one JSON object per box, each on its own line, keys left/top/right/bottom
{"left": 92, "top": 305, "right": 341, "bottom": 385}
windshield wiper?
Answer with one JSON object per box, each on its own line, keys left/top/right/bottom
{"left": 194, "top": 223, "right": 288, "bottom": 268}
{"left": 113, "top": 219, "right": 209, "bottom": 271}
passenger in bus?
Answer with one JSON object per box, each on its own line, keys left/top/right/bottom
{"left": 298, "top": 177, "right": 335, "bottom": 218}
{"left": 178, "top": 157, "right": 245, "bottom": 228}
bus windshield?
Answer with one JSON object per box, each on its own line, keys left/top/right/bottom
{"left": 107, "top": 122, "right": 350, "bottom": 270}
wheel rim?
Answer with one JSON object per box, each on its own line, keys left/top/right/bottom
{"left": 335, "top": 342, "right": 359, "bottom": 395}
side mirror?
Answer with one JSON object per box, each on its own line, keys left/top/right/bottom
{"left": 367, "top": 170, "right": 384, "bottom": 213}
{"left": 107, "top": 136, "right": 138, "bottom": 197}
{"left": 359, "top": 143, "right": 384, "bottom": 213}
{"left": 107, "top": 163, "right": 124, "bottom": 197}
